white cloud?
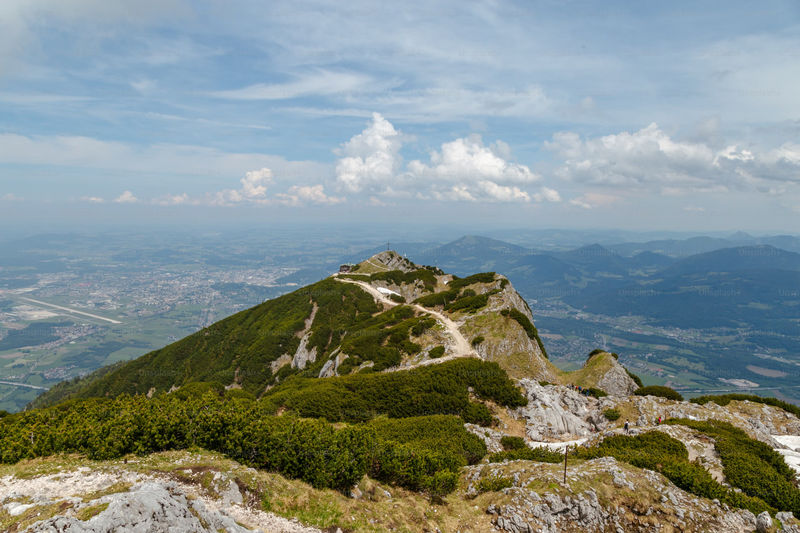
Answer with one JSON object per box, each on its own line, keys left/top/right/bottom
{"left": 569, "top": 193, "right": 620, "bottom": 209}
{"left": 275, "top": 184, "right": 343, "bottom": 206}
{"left": 547, "top": 123, "right": 800, "bottom": 195}
{"left": 152, "top": 193, "right": 189, "bottom": 206}
{"left": 0, "top": 133, "right": 327, "bottom": 180}
{"left": 683, "top": 206, "right": 705, "bottom": 212}
{"left": 211, "top": 70, "right": 379, "bottom": 101}
{"left": 240, "top": 168, "right": 272, "bottom": 199}
{"left": 81, "top": 196, "right": 105, "bottom": 203}
{"left": 1, "top": 193, "right": 22, "bottom": 202}
{"left": 408, "top": 135, "right": 541, "bottom": 185}
{"left": 0, "top": 0, "right": 188, "bottom": 75}
{"left": 334, "top": 113, "right": 559, "bottom": 203}
{"left": 114, "top": 190, "right": 137, "bottom": 203}
{"left": 211, "top": 168, "right": 273, "bottom": 206}
{"left": 335, "top": 112, "right": 403, "bottom": 194}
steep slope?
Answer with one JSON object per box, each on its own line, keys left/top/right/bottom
{"left": 32, "top": 251, "right": 557, "bottom": 407}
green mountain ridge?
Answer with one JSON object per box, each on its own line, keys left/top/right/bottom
{"left": 31, "top": 251, "right": 561, "bottom": 408}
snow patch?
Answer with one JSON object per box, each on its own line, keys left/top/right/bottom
{"left": 773, "top": 435, "right": 800, "bottom": 475}
{"left": 376, "top": 287, "right": 401, "bottom": 297}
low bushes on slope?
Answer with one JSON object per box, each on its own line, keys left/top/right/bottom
{"left": 264, "top": 358, "right": 527, "bottom": 424}
{"left": 634, "top": 385, "right": 683, "bottom": 401}
{"left": 690, "top": 393, "right": 800, "bottom": 419}
{"left": 333, "top": 305, "right": 425, "bottom": 374}
{"left": 575, "top": 431, "right": 774, "bottom": 515}
{"left": 500, "top": 308, "right": 548, "bottom": 359}
{"left": 443, "top": 290, "right": 498, "bottom": 313}
{"left": 666, "top": 418, "right": 800, "bottom": 516}
{"left": 0, "top": 393, "right": 487, "bottom": 498}
{"left": 35, "top": 279, "right": 381, "bottom": 406}
{"left": 488, "top": 446, "right": 563, "bottom": 464}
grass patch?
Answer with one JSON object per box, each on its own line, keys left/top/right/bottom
{"left": 75, "top": 502, "right": 109, "bottom": 521}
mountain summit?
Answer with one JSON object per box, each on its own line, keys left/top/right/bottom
{"left": 35, "top": 251, "right": 573, "bottom": 405}
{"left": 5, "top": 252, "right": 800, "bottom": 532}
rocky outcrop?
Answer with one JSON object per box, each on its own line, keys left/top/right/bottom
{"left": 2, "top": 465, "right": 322, "bottom": 533}
{"left": 471, "top": 457, "right": 770, "bottom": 533}
{"left": 617, "top": 394, "right": 800, "bottom": 447}
{"left": 593, "top": 357, "right": 638, "bottom": 396}
{"left": 363, "top": 251, "right": 416, "bottom": 272}
{"left": 290, "top": 333, "right": 317, "bottom": 370}
{"left": 465, "top": 277, "right": 558, "bottom": 382}
{"left": 26, "top": 481, "right": 253, "bottom": 532}
{"left": 567, "top": 352, "right": 639, "bottom": 396}
{"left": 516, "top": 380, "right": 606, "bottom": 440}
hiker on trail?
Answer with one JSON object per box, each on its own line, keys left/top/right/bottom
{"left": 624, "top": 420, "right": 629, "bottom": 433}
{"left": 657, "top": 416, "right": 662, "bottom": 425}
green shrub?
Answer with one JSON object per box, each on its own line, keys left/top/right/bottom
{"left": 625, "top": 368, "right": 644, "bottom": 388}
{"left": 603, "top": 408, "right": 621, "bottom": 421}
{"left": 410, "top": 317, "right": 436, "bottom": 336}
{"left": 500, "top": 435, "right": 525, "bottom": 451}
{"left": 587, "top": 348, "right": 605, "bottom": 359}
{"left": 425, "top": 470, "right": 459, "bottom": 499}
{"left": 634, "top": 386, "right": 683, "bottom": 401}
{"left": 584, "top": 387, "right": 607, "bottom": 398}
{"left": 443, "top": 290, "right": 497, "bottom": 313}
{"left": 428, "top": 346, "right": 445, "bottom": 359}
{"left": 500, "top": 308, "right": 548, "bottom": 359}
{"left": 575, "top": 430, "right": 775, "bottom": 516}
{"left": 264, "top": 358, "right": 526, "bottom": 423}
{"left": 665, "top": 418, "right": 800, "bottom": 515}
{"left": 388, "top": 293, "right": 406, "bottom": 303}
{"left": 471, "top": 335, "right": 485, "bottom": 347}
{"left": 448, "top": 272, "right": 497, "bottom": 290}
{"left": 477, "top": 475, "right": 513, "bottom": 493}
{"left": 461, "top": 401, "right": 492, "bottom": 427}
{"left": 488, "top": 446, "right": 563, "bottom": 464}
{"left": 690, "top": 394, "right": 800, "bottom": 419}
{"left": 415, "top": 289, "right": 460, "bottom": 308}
{"left": 369, "top": 269, "right": 437, "bottom": 292}
{"left": 367, "top": 415, "right": 486, "bottom": 466}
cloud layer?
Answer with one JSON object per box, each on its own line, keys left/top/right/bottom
{"left": 335, "top": 113, "right": 560, "bottom": 203}
{"left": 547, "top": 123, "right": 800, "bottom": 196}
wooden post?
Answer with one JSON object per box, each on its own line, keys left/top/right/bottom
{"left": 563, "top": 445, "right": 568, "bottom": 484}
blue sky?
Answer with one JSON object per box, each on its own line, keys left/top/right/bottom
{"left": 1, "top": 0, "right": 799, "bottom": 232}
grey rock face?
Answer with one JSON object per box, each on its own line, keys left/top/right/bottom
{"left": 756, "top": 510, "right": 772, "bottom": 532}
{"left": 26, "top": 481, "right": 253, "bottom": 532}
{"left": 516, "top": 380, "right": 605, "bottom": 440}
{"left": 594, "top": 357, "right": 638, "bottom": 396}
{"left": 291, "top": 332, "right": 317, "bottom": 370}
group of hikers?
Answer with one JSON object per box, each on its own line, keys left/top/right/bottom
{"left": 622, "top": 415, "right": 662, "bottom": 434}
{"left": 569, "top": 384, "right": 594, "bottom": 397}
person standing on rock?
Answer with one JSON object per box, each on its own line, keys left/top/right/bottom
{"left": 624, "top": 420, "right": 629, "bottom": 433}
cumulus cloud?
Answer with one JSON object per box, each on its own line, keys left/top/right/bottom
{"left": 114, "top": 190, "right": 137, "bottom": 203}
{"left": 275, "top": 185, "right": 343, "bottom": 206}
{"left": 547, "top": 123, "right": 800, "bottom": 195}
{"left": 81, "top": 196, "right": 105, "bottom": 203}
{"left": 211, "top": 167, "right": 273, "bottom": 205}
{"left": 335, "top": 112, "right": 403, "bottom": 194}
{"left": 335, "top": 113, "right": 559, "bottom": 203}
